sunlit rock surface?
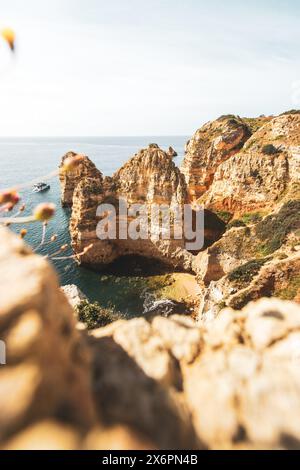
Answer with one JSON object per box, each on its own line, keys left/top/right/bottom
{"left": 2, "top": 229, "right": 300, "bottom": 449}
{"left": 200, "top": 113, "right": 300, "bottom": 214}
{"left": 181, "top": 115, "right": 251, "bottom": 201}
{"left": 60, "top": 145, "right": 225, "bottom": 270}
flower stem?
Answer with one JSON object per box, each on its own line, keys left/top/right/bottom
{"left": 0, "top": 215, "right": 35, "bottom": 224}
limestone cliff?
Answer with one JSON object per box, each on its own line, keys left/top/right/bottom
{"left": 113, "top": 143, "right": 186, "bottom": 206}
{"left": 59, "top": 151, "right": 103, "bottom": 207}
{"left": 180, "top": 115, "right": 251, "bottom": 201}
{"left": 2, "top": 229, "right": 300, "bottom": 449}
{"left": 60, "top": 112, "right": 300, "bottom": 321}
{"left": 200, "top": 113, "right": 300, "bottom": 214}
{"left": 178, "top": 111, "right": 299, "bottom": 318}
{"left": 62, "top": 145, "right": 225, "bottom": 270}
{"left": 196, "top": 199, "right": 300, "bottom": 318}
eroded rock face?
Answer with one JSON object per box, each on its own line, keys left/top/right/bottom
{"left": 69, "top": 176, "right": 116, "bottom": 268}
{"left": 59, "top": 152, "right": 103, "bottom": 207}
{"left": 196, "top": 196, "right": 300, "bottom": 318}
{"left": 168, "top": 146, "right": 178, "bottom": 158}
{"left": 200, "top": 114, "right": 300, "bottom": 214}
{"left": 193, "top": 225, "right": 260, "bottom": 285}
{"left": 184, "top": 301, "right": 300, "bottom": 449}
{"left": 227, "top": 253, "right": 300, "bottom": 310}
{"left": 113, "top": 144, "right": 186, "bottom": 206}
{"left": 90, "top": 298, "right": 300, "bottom": 449}
{"left": 181, "top": 115, "right": 251, "bottom": 201}
{"left": 63, "top": 145, "right": 225, "bottom": 270}
{"left": 199, "top": 253, "right": 300, "bottom": 320}
{"left": 88, "top": 318, "right": 201, "bottom": 450}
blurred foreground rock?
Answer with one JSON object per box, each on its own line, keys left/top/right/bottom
{"left": 0, "top": 227, "right": 96, "bottom": 444}
{"left": 1, "top": 227, "right": 300, "bottom": 449}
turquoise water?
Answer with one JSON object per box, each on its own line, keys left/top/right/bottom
{"left": 0, "top": 136, "right": 187, "bottom": 315}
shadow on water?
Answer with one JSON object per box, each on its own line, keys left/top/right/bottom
{"left": 73, "top": 255, "right": 191, "bottom": 318}
{"left": 104, "top": 254, "right": 175, "bottom": 277}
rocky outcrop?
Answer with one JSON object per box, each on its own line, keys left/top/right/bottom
{"left": 196, "top": 207, "right": 300, "bottom": 319}
{"left": 62, "top": 145, "right": 225, "bottom": 270}
{"left": 2, "top": 229, "right": 300, "bottom": 449}
{"left": 227, "top": 253, "right": 300, "bottom": 309}
{"left": 193, "top": 225, "right": 257, "bottom": 285}
{"left": 59, "top": 152, "right": 103, "bottom": 207}
{"left": 181, "top": 115, "right": 251, "bottom": 201}
{"left": 0, "top": 227, "right": 95, "bottom": 444}
{"left": 196, "top": 195, "right": 300, "bottom": 318}
{"left": 199, "top": 252, "right": 300, "bottom": 320}
{"left": 113, "top": 143, "right": 186, "bottom": 206}
{"left": 180, "top": 112, "right": 299, "bottom": 214}
{"left": 68, "top": 175, "right": 116, "bottom": 268}
{"left": 6, "top": 297, "right": 300, "bottom": 450}
{"left": 168, "top": 146, "right": 178, "bottom": 158}
{"left": 183, "top": 298, "right": 300, "bottom": 449}
{"left": 178, "top": 112, "right": 299, "bottom": 318}
{"left": 61, "top": 285, "right": 87, "bottom": 309}
{"left": 57, "top": 112, "right": 300, "bottom": 371}
{"left": 89, "top": 298, "right": 300, "bottom": 449}
{"left": 89, "top": 318, "right": 201, "bottom": 449}
{"left": 200, "top": 113, "right": 300, "bottom": 214}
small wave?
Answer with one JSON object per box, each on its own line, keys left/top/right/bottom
{"left": 142, "top": 291, "right": 177, "bottom": 317}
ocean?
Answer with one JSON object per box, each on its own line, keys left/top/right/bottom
{"left": 0, "top": 136, "right": 187, "bottom": 316}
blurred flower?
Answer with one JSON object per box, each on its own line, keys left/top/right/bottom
{"left": 62, "top": 154, "right": 85, "bottom": 173}
{"left": 0, "top": 190, "right": 20, "bottom": 206}
{"left": 20, "top": 229, "right": 27, "bottom": 239}
{"left": 1, "top": 28, "right": 15, "bottom": 52}
{"left": 33, "top": 203, "right": 56, "bottom": 222}
{"left": 5, "top": 202, "right": 15, "bottom": 212}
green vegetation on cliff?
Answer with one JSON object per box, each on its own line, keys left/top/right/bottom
{"left": 228, "top": 258, "right": 270, "bottom": 287}
{"left": 256, "top": 201, "right": 300, "bottom": 255}
{"left": 275, "top": 275, "right": 300, "bottom": 301}
{"left": 215, "top": 210, "right": 233, "bottom": 224}
{"left": 261, "top": 144, "right": 281, "bottom": 155}
{"left": 76, "top": 300, "right": 123, "bottom": 329}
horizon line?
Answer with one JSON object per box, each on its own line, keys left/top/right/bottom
{"left": 0, "top": 134, "right": 190, "bottom": 139}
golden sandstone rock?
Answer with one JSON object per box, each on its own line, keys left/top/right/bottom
{"left": 59, "top": 112, "right": 299, "bottom": 321}
{"left": 1, "top": 110, "right": 300, "bottom": 450}
{"left": 199, "top": 114, "right": 300, "bottom": 214}
{"left": 0, "top": 227, "right": 96, "bottom": 444}
{"left": 60, "top": 144, "right": 225, "bottom": 270}
{"left": 181, "top": 115, "right": 251, "bottom": 201}
{"left": 1, "top": 229, "right": 300, "bottom": 448}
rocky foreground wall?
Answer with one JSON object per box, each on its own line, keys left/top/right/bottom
{"left": 1, "top": 227, "right": 300, "bottom": 449}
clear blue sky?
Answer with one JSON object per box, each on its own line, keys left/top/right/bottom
{"left": 0, "top": 0, "right": 299, "bottom": 136}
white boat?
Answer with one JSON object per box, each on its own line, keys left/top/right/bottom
{"left": 32, "top": 182, "right": 50, "bottom": 193}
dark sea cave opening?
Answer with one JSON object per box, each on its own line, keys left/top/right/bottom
{"left": 103, "top": 254, "right": 179, "bottom": 277}
{"left": 83, "top": 254, "right": 197, "bottom": 319}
